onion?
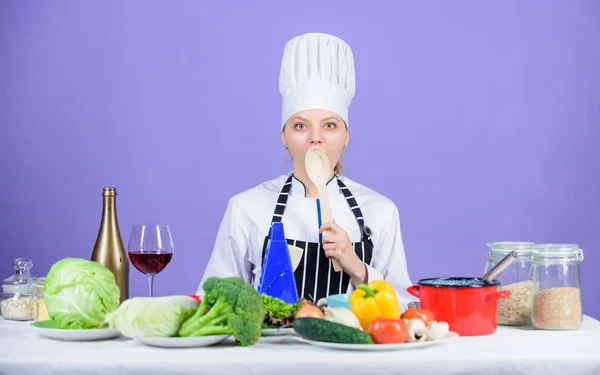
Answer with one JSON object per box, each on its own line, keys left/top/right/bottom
{"left": 295, "top": 303, "right": 324, "bottom": 319}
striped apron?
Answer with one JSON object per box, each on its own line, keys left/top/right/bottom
{"left": 261, "top": 174, "right": 374, "bottom": 302}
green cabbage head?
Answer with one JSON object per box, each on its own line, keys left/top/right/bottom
{"left": 105, "top": 296, "right": 199, "bottom": 337}
{"left": 44, "top": 258, "right": 121, "bottom": 329}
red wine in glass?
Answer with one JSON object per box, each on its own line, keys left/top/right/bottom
{"left": 128, "top": 251, "right": 173, "bottom": 275}
{"left": 128, "top": 224, "right": 174, "bottom": 297}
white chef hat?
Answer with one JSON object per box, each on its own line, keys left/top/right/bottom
{"left": 279, "top": 33, "right": 356, "bottom": 130}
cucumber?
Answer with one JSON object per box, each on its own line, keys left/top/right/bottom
{"left": 293, "top": 318, "right": 373, "bottom": 344}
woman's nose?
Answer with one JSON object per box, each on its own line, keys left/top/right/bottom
{"left": 309, "top": 128, "right": 324, "bottom": 144}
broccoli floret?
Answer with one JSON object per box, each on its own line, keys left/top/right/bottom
{"left": 179, "top": 277, "right": 264, "bottom": 346}
{"left": 235, "top": 283, "right": 265, "bottom": 344}
{"left": 179, "top": 277, "right": 241, "bottom": 337}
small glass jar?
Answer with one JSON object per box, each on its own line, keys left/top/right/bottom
{"left": 30, "top": 277, "right": 49, "bottom": 321}
{"left": 1, "top": 258, "right": 37, "bottom": 321}
{"left": 531, "top": 244, "right": 583, "bottom": 330}
{"left": 484, "top": 242, "right": 535, "bottom": 326}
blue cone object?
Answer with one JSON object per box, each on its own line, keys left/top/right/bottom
{"left": 257, "top": 222, "right": 299, "bottom": 304}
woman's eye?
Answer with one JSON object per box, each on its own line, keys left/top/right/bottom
{"left": 295, "top": 123, "right": 306, "bottom": 130}
{"left": 325, "top": 122, "right": 336, "bottom": 129}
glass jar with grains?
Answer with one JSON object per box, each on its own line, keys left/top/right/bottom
{"left": 531, "top": 244, "right": 584, "bottom": 330}
{"left": 484, "top": 242, "right": 535, "bottom": 326}
{"left": 1, "top": 258, "right": 37, "bottom": 321}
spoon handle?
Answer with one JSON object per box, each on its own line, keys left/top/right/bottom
{"left": 483, "top": 251, "right": 517, "bottom": 282}
{"left": 316, "top": 184, "right": 342, "bottom": 272}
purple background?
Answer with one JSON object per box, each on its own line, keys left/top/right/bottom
{"left": 1, "top": 2, "right": 599, "bottom": 319}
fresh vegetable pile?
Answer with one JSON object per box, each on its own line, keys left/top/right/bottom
{"left": 41, "top": 263, "right": 266, "bottom": 347}
{"left": 41, "top": 258, "right": 446, "bottom": 348}
{"left": 292, "top": 280, "right": 450, "bottom": 345}
{"left": 107, "top": 276, "right": 265, "bottom": 346}
{"left": 41, "top": 257, "right": 287, "bottom": 346}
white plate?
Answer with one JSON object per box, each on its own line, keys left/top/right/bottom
{"left": 134, "top": 334, "right": 231, "bottom": 348}
{"left": 261, "top": 327, "right": 294, "bottom": 336}
{"left": 293, "top": 331, "right": 459, "bottom": 351}
{"left": 31, "top": 320, "right": 121, "bottom": 341}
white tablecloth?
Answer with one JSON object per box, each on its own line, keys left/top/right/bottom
{"left": 1, "top": 316, "right": 599, "bottom": 375}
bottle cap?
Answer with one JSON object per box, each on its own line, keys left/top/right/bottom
{"left": 102, "top": 187, "right": 117, "bottom": 196}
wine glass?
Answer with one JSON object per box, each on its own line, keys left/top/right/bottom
{"left": 128, "top": 224, "right": 174, "bottom": 297}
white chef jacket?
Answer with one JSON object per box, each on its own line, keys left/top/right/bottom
{"left": 197, "top": 173, "right": 417, "bottom": 310}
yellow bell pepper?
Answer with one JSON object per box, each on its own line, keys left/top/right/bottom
{"left": 350, "top": 280, "right": 401, "bottom": 332}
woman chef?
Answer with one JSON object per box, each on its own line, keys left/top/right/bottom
{"left": 197, "top": 33, "right": 416, "bottom": 310}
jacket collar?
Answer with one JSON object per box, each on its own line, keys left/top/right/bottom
{"left": 290, "top": 173, "right": 339, "bottom": 198}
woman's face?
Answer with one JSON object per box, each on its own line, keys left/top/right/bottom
{"left": 281, "top": 109, "right": 349, "bottom": 174}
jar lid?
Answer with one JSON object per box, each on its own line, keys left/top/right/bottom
{"left": 2, "top": 258, "right": 36, "bottom": 294}
{"left": 487, "top": 242, "right": 535, "bottom": 254}
{"left": 532, "top": 243, "right": 584, "bottom": 261}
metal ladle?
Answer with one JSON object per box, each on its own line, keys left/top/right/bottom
{"left": 483, "top": 251, "right": 517, "bottom": 282}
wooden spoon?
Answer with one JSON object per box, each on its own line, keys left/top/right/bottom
{"left": 305, "top": 146, "right": 342, "bottom": 272}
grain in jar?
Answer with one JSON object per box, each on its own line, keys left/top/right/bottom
{"left": 1, "top": 295, "right": 36, "bottom": 320}
{"left": 498, "top": 280, "right": 533, "bottom": 326}
{"left": 531, "top": 244, "right": 584, "bottom": 330}
{"left": 1, "top": 258, "right": 37, "bottom": 321}
{"left": 533, "top": 287, "right": 581, "bottom": 330}
{"left": 484, "top": 242, "right": 535, "bottom": 326}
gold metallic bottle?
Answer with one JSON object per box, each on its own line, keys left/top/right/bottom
{"left": 91, "top": 187, "right": 129, "bottom": 303}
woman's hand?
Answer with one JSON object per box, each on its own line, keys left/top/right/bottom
{"left": 319, "top": 220, "right": 367, "bottom": 286}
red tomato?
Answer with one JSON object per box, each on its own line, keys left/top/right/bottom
{"left": 368, "top": 317, "right": 408, "bottom": 344}
{"left": 400, "top": 308, "right": 435, "bottom": 326}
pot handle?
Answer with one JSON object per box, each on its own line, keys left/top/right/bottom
{"left": 485, "top": 290, "right": 511, "bottom": 303}
{"left": 407, "top": 285, "right": 421, "bottom": 298}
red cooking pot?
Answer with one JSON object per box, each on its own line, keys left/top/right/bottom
{"left": 407, "top": 277, "right": 511, "bottom": 336}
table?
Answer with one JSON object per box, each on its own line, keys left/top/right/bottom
{"left": 1, "top": 316, "right": 599, "bottom": 375}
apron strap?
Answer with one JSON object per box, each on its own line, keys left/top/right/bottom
{"left": 336, "top": 178, "right": 374, "bottom": 246}
{"left": 270, "top": 174, "right": 293, "bottom": 226}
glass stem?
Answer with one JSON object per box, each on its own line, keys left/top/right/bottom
{"left": 148, "top": 275, "right": 155, "bottom": 297}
